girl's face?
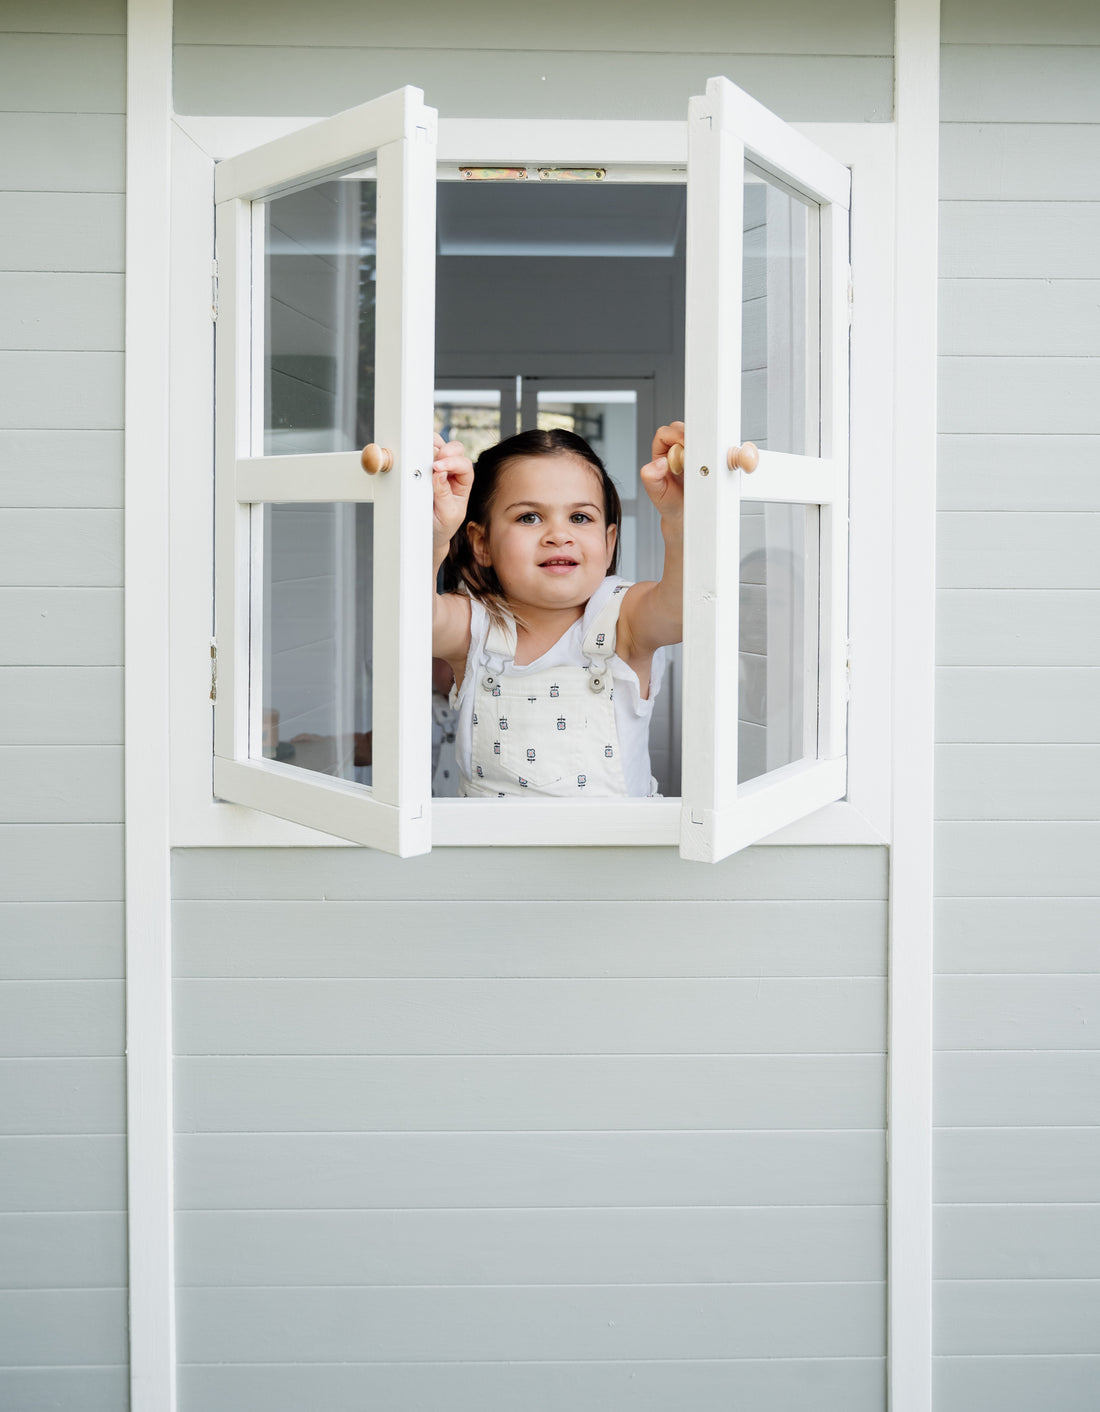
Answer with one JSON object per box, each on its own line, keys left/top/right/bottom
{"left": 469, "top": 454, "right": 617, "bottom": 617}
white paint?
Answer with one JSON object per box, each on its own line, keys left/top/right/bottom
{"left": 123, "top": 0, "right": 176, "bottom": 1408}
{"left": 169, "top": 112, "right": 895, "bottom": 853}
{"left": 679, "top": 78, "right": 852, "bottom": 863}
{"left": 211, "top": 89, "right": 437, "bottom": 857}
{"left": 888, "top": 1, "right": 939, "bottom": 1410}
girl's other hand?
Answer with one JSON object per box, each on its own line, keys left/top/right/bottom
{"left": 640, "top": 421, "right": 686, "bottom": 522}
{"left": 432, "top": 432, "right": 474, "bottom": 549}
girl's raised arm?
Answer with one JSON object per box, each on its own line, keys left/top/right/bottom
{"left": 431, "top": 433, "right": 474, "bottom": 672}
{"left": 617, "top": 422, "right": 685, "bottom": 674}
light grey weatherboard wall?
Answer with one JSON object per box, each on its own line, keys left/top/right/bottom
{"left": 171, "top": 1, "right": 892, "bottom": 1407}
{"left": 0, "top": 2, "right": 129, "bottom": 1409}
{"left": 934, "top": 3, "right": 1100, "bottom": 1410}
{"left": 173, "top": 846, "right": 888, "bottom": 1411}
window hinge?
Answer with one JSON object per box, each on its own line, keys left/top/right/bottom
{"left": 845, "top": 642, "right": 852, "bottom": 701}
{"left": 209, "top": 638, "right": 217, "bottom": 701}
{"left": 210, "top": 259, "right": 219, "bottom": 322}
{"left": 847, "top": 267, "right": 853, "bottom": 326}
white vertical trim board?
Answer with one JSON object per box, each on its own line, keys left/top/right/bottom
{"left": 888, "top": 2, "right": 938, "bottom": 1410}
{"left": 125, "top": 0, "right": 177, "bottom": 1410}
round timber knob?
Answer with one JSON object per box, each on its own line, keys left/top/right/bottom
{"left": 360, "top": 443, "right": 394, "bottom": 474}
{"left": 727, "top": 442, "right": 759, "bottom": 473}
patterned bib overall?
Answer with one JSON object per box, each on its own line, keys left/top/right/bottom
{"left": 462, "top": 586, "right": 629, "bottom": 798}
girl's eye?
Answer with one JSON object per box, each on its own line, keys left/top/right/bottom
{"left": 517, "top": 512, "right": 540, "bottom": 525}
{"left": 570, "top": 512, "right": 593, "bottom": 524}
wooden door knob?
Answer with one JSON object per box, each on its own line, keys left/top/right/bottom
{"left": 727, "top": 442, "right": 759, "bottom": 473}
{"left": 360, "top": 443, "right": 393, "bottom": 474}
{"left": 666, "top": 443, "right": 685, "bottom": 476}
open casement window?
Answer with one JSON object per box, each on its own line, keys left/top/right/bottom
{"left": 212, "top": 87, "right": 437, "bottom": 857}
{"left": 680, "top": 78, "right": 851, "bottom": 863}
{"left": 212, "top": 78, "right": 851, "bottom": 862}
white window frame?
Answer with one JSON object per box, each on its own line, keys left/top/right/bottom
{"left": 169, "top": 108, "right": 894, "bottom": 852}
{"left": 211, "top": 88, "right": 436, "bottom": 858}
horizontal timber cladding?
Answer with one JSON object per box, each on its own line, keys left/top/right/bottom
{"left": 938, "top": 357, "right": 1100, "bottom": 435}
{"left": 935, "top": 1281, "right": 1100, "bottom": 1356}
{"left": 172, "top": 0, "right": 893, "bottom": 121}
{"left": 0, "top": 511, "right": 123, "bottom": 587}
{"left": 0, "top": 274, "right": 125, "bottom": 351}
{"left": 935, "top": 1205, "right": 1100, "bottom": 1280}
{"left": 0, "top": 351, "right": 123, "bottom": 430}
{"left": 0, "top": 431, "right": 123, "bottom": 509}
{"left": 0, "top": 34, "right": 125, "bottom": 112}
{"left": 0, "top": 590, "right": 123, "bottom": 667}
{"left": 939, "top": 280, "right": 1100, "bottom": 358}
{"left": 941, "top": 44, "right": 1100, "bottom": 122}
{"left": 0, "top": 902, "right": 124, "bottom": 980}
{"left": 940, "top": 203, "right": 1100, "bottom": 281}
{"left": 937, "top": 1126, "right": 1100, "bottom": 1204}
{"left": 934, "top": 745, "right": 1100, "bottom": 818}
{"left": 0, "top": 1211, "right": 127, "bottom": 1288}
{"left": 935, "top": 822, "right": 1100, "bottom": 897}
{"left": 935, "top": 1356, "right": 1100, "bottom": 1412}
{"left": 0, "top": 1370, "right": 128, "bottom": 1412}
{"left": 936, "top": 514, "right": 1100, "bottom": 589}
{"left": 0, "top": 1288, "right": 128, "bottom": 1363}
{"left": 0, "top": 1134, "right": 125, "bottom": 1210}
{"left": 940, "top": 123, "right": 1100, "bottom": 200}
{"left": 0, "top": 1, "right": 124, "bottom": 34}
{"left": 0, "top": 193, "right": 125, "bottom": 274}
{"left": 0, "top": 11, "right": 129, "bottom": 1404}
{"left": 936, "top": 668, "right": 1100, "bottom": 743}
{"left": 0, "top": 114, "right": 125, "bottom": 192}
{"left": 936, "top": 591, "right": 1100, "bottom": 668}
{"left": 174, "top": 46, "right": 892, "bottom": 122}
{"left": 173, "top": 898, "right": 888, "bottom": 975}
{"left": 937, "top": 436, "right": 1100, "bottom": 512}
{"left": 178, "top": 1284, "right": 885, "bottom": 1363}
{"left": 177, "top": 1129, "right": 886, "bottom": 1210}
{"left": 175, "top": 844, "right": 887, "bottom": 1399}
{"left": 172, "top": 843, "right": 889, "bottom": 900}
{"left": 934, "top": 898, "right": 1100, "bottom": 971}
{"left": 174, "top": 0, "right": 894, "bottom": 53}
{"left": 176, "top": 1206, "right": 884, "bottom": 1286}
{"left": 0, "top": 1058, "right": 125, "bottom": 1135}
{"left": 175, "top": 1360, "right": 887, "bottom": 1412}
{"left": 0, "top": 669, "right": 123, "bottom": 745}
{"left": 935, "top": 18, "right": 1100, "bottom": 1403}
{"left": 177, "top": 1052, "right": 885, "bottom": 1133}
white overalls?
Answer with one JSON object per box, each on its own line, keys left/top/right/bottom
{"left": 456, "top": 578, "right": 660, "bottom": 798}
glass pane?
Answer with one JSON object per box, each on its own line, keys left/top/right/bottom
{"left": 737, "top": 502, "right": 819, "bottom": 783}
{"left": 260, "top": 169, "right": 377, "bottom": 456}
{"left": 259, "top": 502, "right": 374, "bottom": 786}
{"left": 435, "top": 389, "right": 504, "bottom": 463}
{"left": 742, "top": 167, "right": 819, "bottom": 456}
{"left": 534, "top": 390, "right": 639, "bottom": 581}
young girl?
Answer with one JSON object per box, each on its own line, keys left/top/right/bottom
{"left": 431, "top": 422, "right": 685, "bottom": 798}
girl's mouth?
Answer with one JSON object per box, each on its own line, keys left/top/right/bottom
{"left": 539, "top": 558, "right": 578, "bottom": 574}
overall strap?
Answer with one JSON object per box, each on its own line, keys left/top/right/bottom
{"left": 581, "top": 580, "right": 629, "bottom": 664}
{"left": 482, "top": 613, "right": 518, "bottom": 674}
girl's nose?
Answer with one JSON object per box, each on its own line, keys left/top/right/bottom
{"left": 543, "top": 520, "right": 574, "bottom": 543}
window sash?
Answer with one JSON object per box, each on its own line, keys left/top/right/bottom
{"left": 207, "top": 86, "right": 861, "bottom": 860}
{"left": 679, "top": 77, "right": 852, "bottom": 863}
{"left": 212, "top": 87, "right": 437, "bottom": 857}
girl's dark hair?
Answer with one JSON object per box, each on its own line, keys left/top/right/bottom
{"left": 442, "top": 428, "right": 622, "bottom": 628}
